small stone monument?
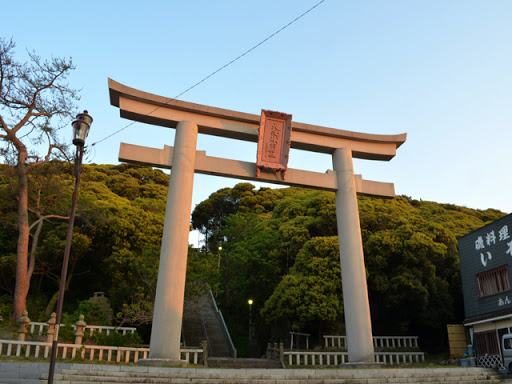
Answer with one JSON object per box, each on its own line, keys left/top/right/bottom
{"left": 88, "top": 292, "right": 113, "bottom": 325}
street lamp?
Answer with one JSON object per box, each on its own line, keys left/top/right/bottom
{"left": 47, "top": 110, "right": 92, "bottom": 384}
{"left": 215, "top": 246, "right": 223, "bottom": 297}
{"left": 72, "top": 110, "right": 93, "bottom": 146}
{"left": 248, "top": 299, "right": 253, "bottom": 342}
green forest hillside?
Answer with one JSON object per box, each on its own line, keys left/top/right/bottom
{"left": 191, "top": 183, "right": 505, "bottom": 352}
{"left": 0, "top": 162, "right": 167, "bottom": 325}
{"left": 0, "top": 162, "right": 506, "bottom": 352}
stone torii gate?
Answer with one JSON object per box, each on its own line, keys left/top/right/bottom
{"left": 108, "top": 79, "right": 406, "bottom": 366}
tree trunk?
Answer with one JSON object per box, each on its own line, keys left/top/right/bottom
{"left": 44, "top": 290, "right": 59, "bottom": 318}
{"left": 13, "top": 146, "right": 30, "bottom": 320}
{"left": 27, "top": 214, "right": 44, "bottom": 293}
{"left": 27, "top": 214, "right": 69, "bottom": 294}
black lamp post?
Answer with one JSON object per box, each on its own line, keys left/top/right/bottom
{"left": 47, "top": 110, "right": 92, "bottom": 384}
{"left": 248, "top": 299, "right": 253, "bottom": 342}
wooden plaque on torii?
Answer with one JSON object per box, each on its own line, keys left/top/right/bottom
{"left": 256, "top": 109, "right": 292, "bottom": 180}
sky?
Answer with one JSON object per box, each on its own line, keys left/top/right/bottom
{"left": 2, "top": 1, "right": 512, "bottom": 241}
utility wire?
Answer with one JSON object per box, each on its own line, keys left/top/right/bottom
{"left": 92, "top": 0, "right": 326, "bottom": 147}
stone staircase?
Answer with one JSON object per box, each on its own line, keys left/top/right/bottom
{"left": 182, "top": 292, "right": 233, "bottom": 357}
{"left": 181, "top": 303, "right": 204, "bottom": 348}
{"left": 201, "top": 301, "right": 231, "bottom": 357}
{"left": 0, "top": 362, "right": 508, "bottom": 384}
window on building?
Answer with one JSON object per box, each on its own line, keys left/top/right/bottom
{"left": 475, "top": 330, "right": 499, "bottom": 356}
{"left": 476, "top": 265, "right": 511, "bottom": 298}
{"left": 504, "top": 336, "right": 512, "bottom": 351}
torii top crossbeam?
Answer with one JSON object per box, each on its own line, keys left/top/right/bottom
{"left": 109, "top": 79, "right": 406, "bottom": 160}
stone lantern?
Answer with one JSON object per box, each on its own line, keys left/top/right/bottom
{"left": 17, "top": 310, "right": 31, "bottom": 341}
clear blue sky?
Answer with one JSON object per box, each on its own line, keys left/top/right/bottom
{"left": 3, "top": 1, "right": 512, "bottom": 225}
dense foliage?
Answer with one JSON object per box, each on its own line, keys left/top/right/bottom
{"left": 192, "top": 185, "right": 505, "bottom": 351}
{"left": 0, "top": 161, "right": 506, "bottom": 352}
{"left": 0, "top": 162, "right": 216, "bottom": 330}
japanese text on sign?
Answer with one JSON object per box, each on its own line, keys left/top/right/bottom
{"left": 475, "top": 225, "right": 512, "bottom": 267}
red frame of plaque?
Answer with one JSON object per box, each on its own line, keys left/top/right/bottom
{"left": 256, "top": 109, "right": 293, "bottom": 180}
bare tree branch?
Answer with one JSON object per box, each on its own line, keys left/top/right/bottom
{"left": 0, "top": 37, "right": 80, "bottom": 319}
{"left": 28, "top": 214, "right": 70, "bottom": 231}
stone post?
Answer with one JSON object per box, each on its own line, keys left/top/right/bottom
{"left": 142, "top": 120, "right": 198, "bottom": 365}
{"left": 74, "top": 314, "right": 87, "bottom": 345}
{"left": 47, "top": 312, "right": 57, "bottom": 343}
{"left": 201, "top": 340, "right": 209, "bottom": 366}
{"left": 266, "top": 343, "right": 271, "bottom": 359}
{"left": 332, "top": 147, "right": 374, "bottom": 364}
{"left": 17, "top": 311, "right": 30, "bottom": 341}
{"left": 279, "top": 342, "right": 284, "bottom": 364}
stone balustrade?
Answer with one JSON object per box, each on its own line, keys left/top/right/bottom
{"left": 284, "top": 350, "right": 425, "bottom": 366}
{"left": 373, "top": 336, "right": 419, "bottom": 349}
{"left": 0, "top": 339, "right": 203, "bottom": 364}
{"left": 266, "top": 342, "right": 284, "bottom": 363}
{"left": 323, "top": 335, "right": 419, "bottom": 350}
{"left": 3, "top": 311, "right": 208, "bottom": 364}
{"left": 28, "top": 321, "right": 136, "bottom": 336}
{"left": 265, "top": 339, "right": 425, "bottom": 367}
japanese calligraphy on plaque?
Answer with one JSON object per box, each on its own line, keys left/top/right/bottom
{"left": 256, "top": 109, "right": 292, "bottom": 180}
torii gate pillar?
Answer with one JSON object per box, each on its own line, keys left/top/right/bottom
{"left": 144, "top": 120, "right": 198, "bottom": 364}
{"left": 333, "top": 148, "right": 373, "bottom": 363}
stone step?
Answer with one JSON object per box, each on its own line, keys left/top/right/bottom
{"left": 49, "top": 376, "right": 501, "bottom": 384}
{"left": 207, "top": 357, "right": 283, "bottom": 369}
{"left": 0, "top": 362, "right": 48, "bottom": 384}
{"left": 0, "top": 362, "right": 505, "bottom": 384}
{"left": 50, "top": 380, "right": 500, "bottom": 384}
{"left": 181, "top": 316, "right": 204, "bottom": 348}
{"left": 48, "top": 366, "right": 503, "bottom": 384}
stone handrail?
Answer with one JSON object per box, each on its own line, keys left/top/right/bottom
{"left": 202, "top": 321, "right": 212, "bottom": 356}
{"left": 323, "top": 335, "right": 419, "bottom": 349}
{"left": 28, "top": 322, "right": 136, "bottom": 336}
{"left": 284, "top": 350, "right": 425, "bottom": 366}
{"left": 0, "top": 339, "right": 203, "bottom": 365}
